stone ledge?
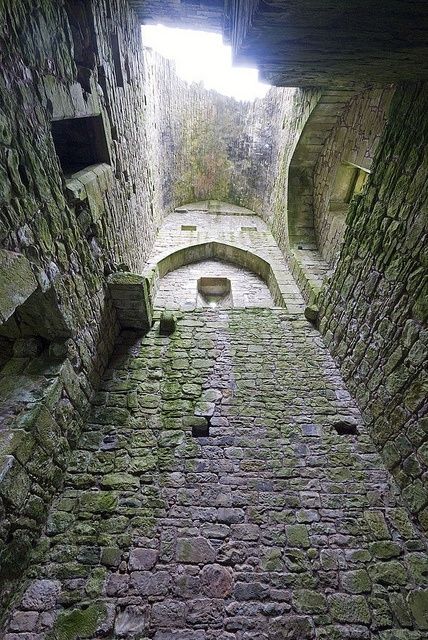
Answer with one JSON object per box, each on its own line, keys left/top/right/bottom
{"left": 65, "top": 163, "right": 113, "bottom": 222}
{"left": 0, "top": 250, "right": 38, "bottom": 325}
{"left": 108, "top": 272, "right": 152, "bottom": 331}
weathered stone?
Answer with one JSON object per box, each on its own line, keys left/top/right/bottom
{"left": 108, "top": 272, "right": 152, "bottom": 330}
{"left": 114, "top": 605, "right": 147, "bottom": 637}
{"left": 176, "top": 538, "right": 216, "bottom": 564}
{"left": 369, "top": 561, "right": 408, "bottom": 586}
{"left": 21, "top": 580, "right": 61, "bottom": 611}
{"left": 159, "top": 311, "right": 177, "bottom": 336}
{"left": 79, "top": 491, "right": 118, "bottom": 513}
{"left": 407, "top": 589, "right": 428, "bottom": 629}
{"left": 200, "top": 564, "right": 233, "bottom": 598}
{"left": 0, "top": 250, "right": 38, "bottom": 323}
{"left": 329, "top": 594, "right": 371, "bottom": 624}
{"left": 293, "top": 589, "right": 327, "bottom": 613}
{"left": 0, "top": 456, "right": 31, "bottom": 508}
{"left": 129, "top": 548, "right": 158, "bottom": 571}
{"left": 285, "top": 524, "right": 310, "bottom": 548}
{"left": 268, "top": 615, "right": 315, "bottom": 639}
{"left": 341, "top": 570, "right": 372, "bottom": 594}
{"left": 51, "top": 602, "right": 108, "bottom": 639}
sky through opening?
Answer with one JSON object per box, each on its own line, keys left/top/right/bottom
{"left": 141, "top": 24, "right": 270, "bottom": 102}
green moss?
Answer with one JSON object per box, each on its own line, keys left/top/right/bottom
{"left": 50, "top": 602, "right": 107, "bottom": 640}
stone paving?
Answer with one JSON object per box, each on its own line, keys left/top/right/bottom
{"left": 3, "top": 308, "right": 428, "bottom": 639}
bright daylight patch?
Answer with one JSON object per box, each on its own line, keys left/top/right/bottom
{"left": 141, "top": 24, "right": 270, "bottom": 102}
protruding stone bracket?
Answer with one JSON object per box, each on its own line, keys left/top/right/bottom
{"left": 159, "top": 310, "right": 176, "bottom": 336}
{"left": 108, "top": 272, "right": 152, "bottom": 331}
{"left": 0, "top": 249, "right": 38, "bottom": 325}
{"left": 304, "top": 304, "right": 320, "bottom": 326}
{"left": 0, "top": 250, "right": 73, "bottom": 340}
{"left": 65, "top": 163, "right": 113, "bottom": 223}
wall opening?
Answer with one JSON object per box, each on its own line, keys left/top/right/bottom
{"left": 197, "top": 277, "right": 232, "bottom": 308}
{"left": 333, "top": 420, "right": 359, "bottom": 436}
{"left": 141, "top": 25, "right": 270, "bottom": 101}
{"left": 181, "top": 225, "right": 197, "bottom": 231}
{"left": 51, "top": 115, "right": 110, "bottom": 175}
{"left": 110, "top": 31, "right": 124, "bottom": 87}
{"left": 192, "top": 418, "right": 210, "bottom": 438}
{"left": 330, "top": 162, "right": 369, "bottom": 215}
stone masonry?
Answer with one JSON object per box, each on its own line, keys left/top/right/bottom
{"left": 318, "top": 83, "right": 428, "bottom": 533}
{"left": 145, "top": 203, "right": 305, "bottom": 314}
{"left": 1, "top": 0, "right": 428, "bottom": 635}
{"left": 3, "top": 307, "right": 428, "bottom": 638}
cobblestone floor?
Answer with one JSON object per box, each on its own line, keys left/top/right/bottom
{"left": 3, "top": 309, "right": 428, "bottom": 639}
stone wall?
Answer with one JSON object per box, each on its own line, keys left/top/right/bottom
{"left": 0, "top": 0, "right": 320, "bottom": 599}
{"left": 313, "top": 87, "right": 394, "bottom": 266}
{"left": 156, "top": 80, "right": 301, "bottom": 216}
{"left": 3, "top": 308, "right": 427, "bottom": 637}
{"left": 154, "top": 260, "right": 275, "bottom": 309}
{"left": 145, "top": 65, "right": 321, "bottom": 222}
{"left": 268, "top": 89, "right": 322, "bottom": 248}
{"left": 144, "top": 203, "right": 306, "bottom": 314}
{"left": 319, "top": 82, "right": 428, "bottom": 533}
{"left": 0, "top": 0, "right": 170, "bottom": 602}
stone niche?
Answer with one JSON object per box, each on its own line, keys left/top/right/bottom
{"left": 51, "top": 115, "right": 111, "bottom": 176}
{"left": 197, "top": 277, "right": 233, "bottom": 308}
{"left": 329, "top": 162, "right": 369, "bottom": 216}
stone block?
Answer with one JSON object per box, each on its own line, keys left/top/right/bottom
{"left": 329, "top": 594, "right": 371, "bottom": 624}
{"left": 200, "top": 564, "right": 233, "bottom": 598}
{"left": 159, "top": 310, "right": 177, "bottom": 335}
{"left": 129, "top": 548, "right": 158, "bottom": 570}
{"left": 114, "top": 605, "right": 147, "bottom": 637}
{"left": 407, "top": 589, "right": 428, "bottom": 629}
{"left": 21, "top": 579, "right": 61, "bottom": 611}
{"left": 108, "top": 272, "right": 152, "bottom": 330}
{"left": 176, "top": 537, "right": 216, "bottom": 564}
{"left": 0, "top": 455, "right": 31, "bottom": 508}
{"left": 0, "top": 250, "right": 38, "bottom": 324}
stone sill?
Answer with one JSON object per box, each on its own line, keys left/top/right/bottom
{"left": 65, "top": 163, "right": 113, "bottom": 203}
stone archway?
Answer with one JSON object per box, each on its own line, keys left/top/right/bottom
{"left": 144, "top": 241, "right": 287, "bottom": 308}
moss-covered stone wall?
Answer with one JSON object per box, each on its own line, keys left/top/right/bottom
{"left": 313, "top": 87, "right": 394, "bottom": 266}
{"left": 0, "top": 0, "right": 173, "bottom": 598}
{"left": 158, "top": 81, "right": 312, "bottom": 217}
{"left": 319, "top": 82, "right": 428, "bottom": 533}
{"left": 3, "top": 308, "right": 427, "bottom": 636}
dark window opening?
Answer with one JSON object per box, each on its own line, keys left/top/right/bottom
{"left": 333, "top": 420, "right": 358, "bottom": 436}
{"left": 192, "top": 419, "right": 210, "bottom": 438}
{"left": 330, "top": 163, "right": 369, "bottom": 214}
{"left": 181, "top": 225, "right": 197, "bottom": 231}
{"left": 241, "top": 226, "right": 257, "bottom": 231}
{"left": 52, "top": 115, "right": 110, "bottom": 175}
{"left": 111, "top": 32, "right": 124, "bottom": 87}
